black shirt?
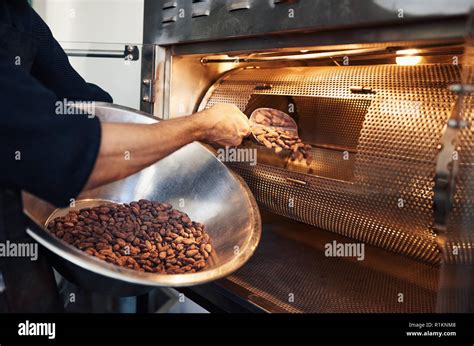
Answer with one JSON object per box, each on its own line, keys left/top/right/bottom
{"left": 0, "top": 0, "right": 112, "bottom": 207}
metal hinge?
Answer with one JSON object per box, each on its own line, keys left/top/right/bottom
{"left": 124, "top": 45, "right": 140, "bottom": 61}
{"left": 141, "top": 79, "right": 155, "bottom": 103}
{"left": 433, "top": 83, "right": 472, "bottom": 232}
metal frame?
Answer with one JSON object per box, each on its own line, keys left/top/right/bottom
{"left": 143, "top": 0, "right": 472, "bottom": 118}
{"left": 139, "top": 45, "right": 157, "bottom": 114}
{"left": 433, "top": 88, "right": 470, "bottom": 233}
{"left": 144, "top": 0, "right": 472, "bottom": 46}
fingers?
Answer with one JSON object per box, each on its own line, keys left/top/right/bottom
{"left": 218, "top": 137, "right": 243, "bottom": 147}
{"left": 238, "top": 119, "right": 251, "bottom": 138}
{"left": 238, "top": 110, "right": 250, "bottom": 123}
{"left": 232, "top": 136, "right": 244, "bottom": 146}
{"left": 242, "top": 127, "right": 251, "bottom": 138}
{"left": 200, "top": 103, "right": 251, "bottom": 146}
{"left": 231, "top": 106, "right": 251, "bottom": 138}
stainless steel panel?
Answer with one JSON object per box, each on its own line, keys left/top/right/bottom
{"left": 144, "top": 0, "right": 472, "bottom": 46}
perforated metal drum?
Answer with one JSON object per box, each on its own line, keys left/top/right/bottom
{"left": 200, "top": 63, "right": 473, "bottom": 266}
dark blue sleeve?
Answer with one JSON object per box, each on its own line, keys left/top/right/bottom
{"left": 0, "top": 62, "right": 102, "bottom": 207}
{"left": 0, "top": 1, "right": 105, "bottom": 207}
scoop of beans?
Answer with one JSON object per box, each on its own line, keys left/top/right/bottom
{"left": 46, "top": 199, "right": 212, "bottom": 274}
{"left": 250, "top": 108, "right": 312, "bottom": 165}
{"left": 252, "top": 126, "right": 312, "bottom": 164}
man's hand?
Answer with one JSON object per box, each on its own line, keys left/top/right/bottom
{"left": 192, "top": 104, "right": 251, "bottom": 146}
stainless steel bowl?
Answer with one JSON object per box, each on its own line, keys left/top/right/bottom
{"left": 22, "top": 102, "right": 261, "bottom": 296}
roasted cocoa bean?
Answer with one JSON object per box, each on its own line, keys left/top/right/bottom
{"left": 182, "top": 238, "right": 194, "bottom": 245}
{"left": 47, "top": 200, "right": 213, "bottom": 275}
{"left": 186, "top": 249, "right": 199, "bottom": 257}
{"left": 159, "top": 251, "right": 167, "bottom": 260}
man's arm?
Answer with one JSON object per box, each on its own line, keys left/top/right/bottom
{"left": 84, "top": 104, "right": 250, "bottom": 191}
{"left": 0, "top": 50, "right": 249, "bottom": 207}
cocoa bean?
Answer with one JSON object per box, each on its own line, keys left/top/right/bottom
{"left": 159, "top": 251, "right": 167, "bottom": 260}
{"left": 186, "top": 249, "right": 199, "bottom": 257}
{"left": 47, "top": 199, "right": 213, "bottom": 275}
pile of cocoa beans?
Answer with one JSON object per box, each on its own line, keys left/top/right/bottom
{"left": 252, "top": 125, "right": 312, "bottom": 163}
{"left": 47, "top": 199, "right": 212, "bottom": 274}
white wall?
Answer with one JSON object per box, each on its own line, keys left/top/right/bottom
{"left": 32, "top": 0, "right": 144, "bottom": 43}
{"left": 32, "top": 0, "right": 145, "bottom": 109}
